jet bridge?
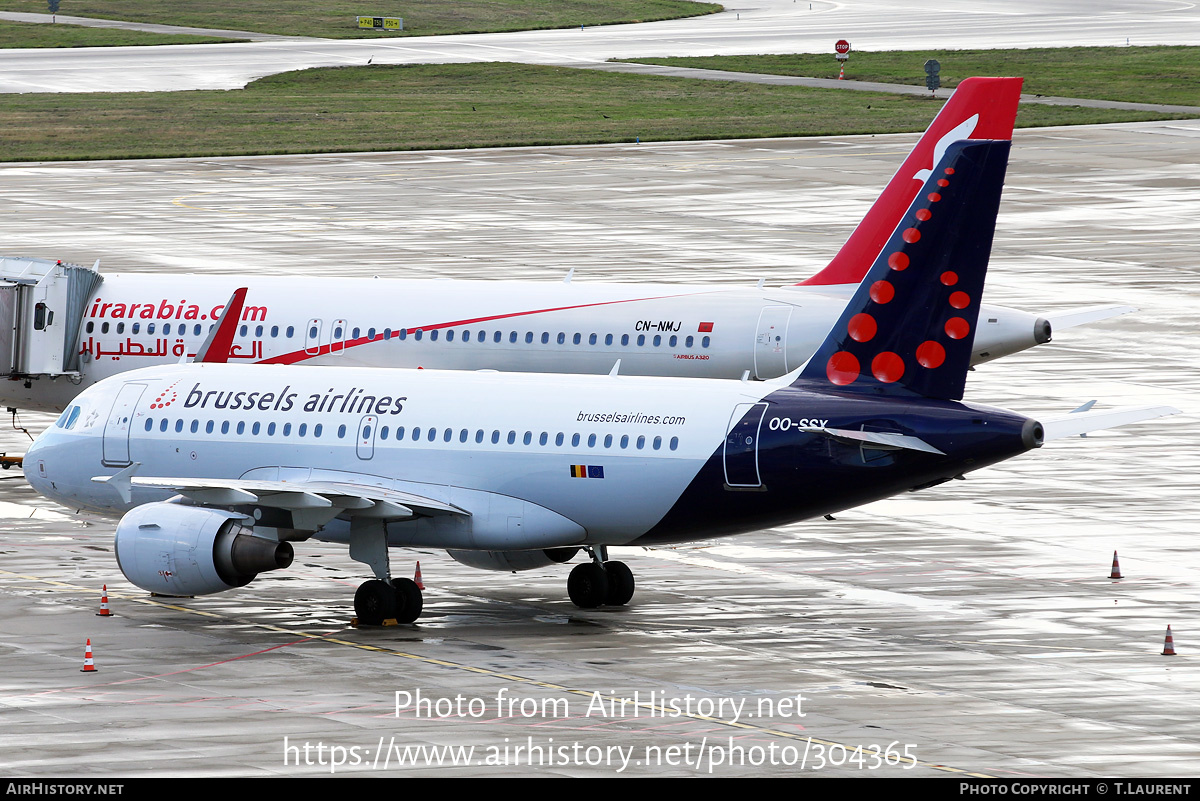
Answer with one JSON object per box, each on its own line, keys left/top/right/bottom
{"left": 0, "top": 256, "right": 102, "bottom": 380}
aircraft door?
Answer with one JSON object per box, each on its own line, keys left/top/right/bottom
{"left": 723, "top": 402, "right": 767, "bottom": 488}
{"left": 304, "top": 318, "right": 322, "bottom": 356}
{"left": 356, "top": 415, "right": 378, "bottom": 460}
{"left": 102, "top": 383, "right": 146, "bottom": 467}
{"left": 754, "top": 305, "right": 792, "bottom": 379}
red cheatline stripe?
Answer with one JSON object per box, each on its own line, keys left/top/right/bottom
{"left": 257, "top": 292, "right": 697, "bottom": 366}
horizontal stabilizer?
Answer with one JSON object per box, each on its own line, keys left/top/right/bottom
{"left": 1046, "top": 304, "right": 1136, "bottom": 331}
{"left": 1040, "top": 405, "right": 1180, "bottom": 441}
{"left": 798, "top": 426, "right": 945, "bottom": 454}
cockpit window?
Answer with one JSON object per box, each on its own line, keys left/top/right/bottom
{"left": 55, "top": 405, "right": 81, "bottom": 430}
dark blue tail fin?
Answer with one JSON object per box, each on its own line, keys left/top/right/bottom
{"left": 797, "top": 139, "right": 1011, "bottom": 401}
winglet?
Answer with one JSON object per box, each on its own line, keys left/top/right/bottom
{"left": 798, "top": 77, "right": 1023, "bottom": 287}
{"left": 191, "top": 287, "right": 247, "bottom": 364}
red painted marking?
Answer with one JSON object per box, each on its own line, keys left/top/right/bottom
{"left": 871, "top": 352, "right": 905, "bottom": 383}
{"left": 928, "top": 192, "right": 942, "bottom": 203}
{"left": 945, "top": 317, "right": 970, "bottom": 339}
{"left": 869, "top": 280, "right": 894, "bottom": 304}
{"left": 949, "top": 291, "right": 971, "bottom": 309}
{"left": 888, "top": 252, "right": 910, "bottom": 271}
{"left": 940, "top": 271, "right": 958, "bottom": 286}
{"left": 937, "top": 178, "right": 950, "bottom": 187}
{"left": 902, "top": 228, "right": 921, "bottom": 243}
{"left": 847, "top": 313, "right": 877, "bottom": 343}
{"left": 257, "top": 293, "right": 692, "bottom": 366}
{"left": 916, "top": 209, "right": 932, "bottom": 221}
{"left": 797, "top": 77, "right": 1022, "bottom": 287}
{"left": 826, "top": 351, "right": 860, "bottom": 385}
{"left": 916, "top": 340, "right": 946, "bottom": 368}
{"left": 197, "top": 287, "right": 247, "bottom": 364}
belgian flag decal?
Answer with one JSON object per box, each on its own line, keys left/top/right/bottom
{"left": 570, "top": 465, "right": 605, "bottom": 479}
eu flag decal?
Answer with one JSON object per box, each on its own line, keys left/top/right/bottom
{"left": 570, "top": 465, "right": 605, "bottom": 478}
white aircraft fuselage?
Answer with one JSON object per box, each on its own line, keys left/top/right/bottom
{"left": 5, "top": 272, "right": 1049, "bottom": 412}
{"left": 28, "top": 361, "right": 1036, "bottom": 546}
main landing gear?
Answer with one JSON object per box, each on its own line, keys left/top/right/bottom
{"left": 567, "top": 546, "right": 635, "bottom": 609}
{"left": 349, "top": 519, "right": 423, "bottom": 625}
{"left": 354, "top": 577, "right": 423, "bottom": 626}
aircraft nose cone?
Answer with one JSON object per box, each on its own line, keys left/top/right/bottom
{"left": 23, "top": 430, "right": 52, "bottom": 491}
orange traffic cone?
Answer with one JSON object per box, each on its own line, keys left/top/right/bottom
{"left": 96, "top": 585, "right": 113, "bottom": 617}
{"left": 414, "top": 562, "right": 425, "bottom": 591}
{"left": 81, "top": 639, "right": 97, "bottom": 672}
{"left": 1109, "top": 551, "right": 1122, "bottom": 579}
{"left": 1163, "top": 626, "right": 1177, "bottom": 656}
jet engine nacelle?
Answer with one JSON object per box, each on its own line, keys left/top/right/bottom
{"left": 446, "top": 548, "right": 580, "bottom": 572}
{"left": 114, "top": 502, "right": 294, "bottom": 596}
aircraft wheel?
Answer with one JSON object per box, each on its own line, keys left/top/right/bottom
{"left": 354, "top": 579, "right": 396, "bottom": 625}
{"left": 392, "top": 577, "right": 424, "bottom": 624}
{"left": 604, "top": 561, "right": 635, "bottom": 606}
{"left": 568, "top": 563, "right": 609, "bottom": 609}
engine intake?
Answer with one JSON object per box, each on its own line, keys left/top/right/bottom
{"left": 115, "top": 502, "right": 293, "bottom": 596}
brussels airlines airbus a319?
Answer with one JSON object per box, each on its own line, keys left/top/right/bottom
{"left": 26, "top": 140, "right": 1176, "bottom": 625}
{"left": 0, "top": 78, "right": 1128, "bottom": 414}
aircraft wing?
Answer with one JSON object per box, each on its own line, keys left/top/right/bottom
{"left": 1040, "top": 405, "right": 1181, "bottom": 441}
{"left": 93, "top": 471, "right": 467, "bottom": 522}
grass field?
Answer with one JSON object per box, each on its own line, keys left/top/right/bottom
{"left": 626, "top": 47, "right": 1200, "bottom": 107}
{"left": 0, "top": 62, "right": 1189, "bottom": 162}
{"left": 0, "top": 0, "right": 721, "bottom": 39}
{"left": 0, "top": 19, "right": 240, "bottom": 46}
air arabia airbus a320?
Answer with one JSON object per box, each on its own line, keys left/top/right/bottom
{"left": 0, "top": 78, "right": 1127, "bottom": 414}
{"left": 26, "top": 140, "right": 1176, "bottom": 624}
